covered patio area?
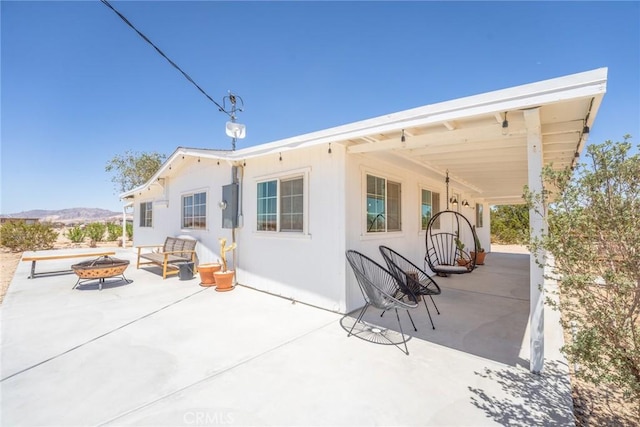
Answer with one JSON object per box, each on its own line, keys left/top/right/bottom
{"left": 1, "top": 247, "right": 573, "bottom": 426}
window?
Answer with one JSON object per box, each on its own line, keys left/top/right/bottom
{"left": 476, "top": 203, "right": 484, "bottom": 227}
{"left": 366, "top": 174, "right": 401, "bottom": 233}
{"left": 182, "top": 191, "right": 207, "bottom": 229}
{"left": 139, "top": 202, "right": 152, "bottom": 227}
{"left": 257, "top": 176, "right": 304, "bottom": 232}
{"left": 421, "top": 189, "right": 440, "bottom": 230}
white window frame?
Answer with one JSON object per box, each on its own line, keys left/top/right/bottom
{"left": 255, "top": 168, "right": 309, "bottom": 236}
{"left": 420, "top": 188, "right": 440, "bottom": 231}
{"left": 181, "top": 189, "right": 208, "bottom": 230}
{"left": 476, "top": 203, "right": 484, "bottom": 227}
{"left": 139, "top": 201, "right": 153, "bottom": 228}
{"left": 363, "top": 171, "right": 403, "bottom": 235}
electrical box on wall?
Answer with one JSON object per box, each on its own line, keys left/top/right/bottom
{"left": 221, "top": 183, "right": 239, "bottom": 229}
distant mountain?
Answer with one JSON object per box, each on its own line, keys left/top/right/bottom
{"left": 2, "top": 208, "right": 125, "bottom": 224}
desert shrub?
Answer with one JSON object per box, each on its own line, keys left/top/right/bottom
{"left": 84, "top": 222, "right": 106, "bottom": 247}
{"left": 106, "top": 223, "right": 122, "bottom": 241}
{"left": 490, "top": 204, "right": 529, "bottom": 244}
{"left": 125, "top": 223, "right": 133, "bottom": 240}
{"left": 0, "top": 221, "right": 57, "bottom": 251}
{"left": 526, "top": 136, "right": 640, "bottom": 415}
{"left": 66, "top": 226, "right": 86, "bottom": 243}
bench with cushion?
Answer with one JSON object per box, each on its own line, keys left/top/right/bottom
{"left": 136, "top": 237, "right": 197, "bottom": 279}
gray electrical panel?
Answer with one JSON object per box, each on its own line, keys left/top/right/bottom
{"left": 222, "top": 183, "right": 239, "bottom": 229}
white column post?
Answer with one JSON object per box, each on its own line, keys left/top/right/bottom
{"left": 122, "top": 204, "right": 127, "bottom": 249}
{"left": 524, "top": 107, "right": 546, "bottom": 374}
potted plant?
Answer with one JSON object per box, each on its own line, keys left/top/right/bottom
{"left": 213, "top": 237, "right": 236, "bottom": 292}
{"left": 455, "top": 235, "right": 471, "bottom": 267}
{"left": 198, "top": 262, "right": 221, "bottom": 286}
{"left": 470, "top": 225, "right": 487, "bottom": 265}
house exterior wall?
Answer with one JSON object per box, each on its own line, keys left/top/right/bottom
{"left": 343, "top": 152, "right": 491, "bottom": 312}
{"left": 237, "top": 143, "right": 347, "bottom": 312}
{"left": 128, "top": 146, "right": 491, "bottom": 314}
{"left": 131, "top": 157, "right": 233, "bottom": 265}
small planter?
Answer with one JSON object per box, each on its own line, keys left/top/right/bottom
{"left": 198, "top": 263, "right": 221, "bottom": 286}
{"left": 213, "top": 270, "right": 235, "bottom": 292}
{"left": 471, "top": 251, "right": 487, "bottom": 265}
{"left": 457, "top": 258, "right": 472, "bottom": 267}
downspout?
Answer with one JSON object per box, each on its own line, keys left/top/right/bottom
{"left": 231, "top": 163, "right": 243, "bottom": 285}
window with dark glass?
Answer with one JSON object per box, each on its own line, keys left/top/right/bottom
{"left": 182, "top": 192, "right": 206, "bottom": 229}
{"left": 366, "top": 174, "right": 401, "bottom": 233}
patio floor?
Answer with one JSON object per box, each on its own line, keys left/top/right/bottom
{"left": 1, "top": 248, "right": 574, "bottom": 426}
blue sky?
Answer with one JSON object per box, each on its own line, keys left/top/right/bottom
{"left": 1, "top": 1, "right": 638, "bottom": 214}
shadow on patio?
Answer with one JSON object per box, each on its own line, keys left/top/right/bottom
{"left": 341, "top": 251, "right": 532, "bottom": 367}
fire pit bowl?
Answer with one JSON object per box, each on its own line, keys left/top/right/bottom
{"left": 71, "top": 256, "right": 130, "bottom": 290}
{"left": 72, "top": 256, "right": 129, "bottom": 278}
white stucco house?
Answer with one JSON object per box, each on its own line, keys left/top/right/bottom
{"left": 121, "top": 68, "right": 607, "bottom": 372}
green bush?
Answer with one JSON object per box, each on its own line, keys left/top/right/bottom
{"left": 0, "top": 221, "right": 57, "bottom": 251}
{"left": 106, "top": 223, "right": 122, "bottom": 242}
{"left": 66, "top": 226, "right": 86, "bottom": 243}
{"left": 84, "top": 222, "right": 106, "bottom": 247}
{"left": 125, "top": 223, "right": 133, "bottom": 240}
{"left": 526, "top": 136, "right": 640, "bottom": 412}
{"left": 490, "top": 204, "right": 530, "bottom": 244}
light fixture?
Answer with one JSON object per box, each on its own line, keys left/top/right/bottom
{"left": 583, "top": 125, "right": 590, "bottom": 134}
{"left": 450, "top": 196, "right": 458, "bottom": 206}
{"left": 501, "top": 112, "right": 509, "bottom": 135}
{"left": 401, "top": 129, "right": 406, "bottom": 143}
{"left": 462, "top": 199, "right": 470, "bottom": 207}
{"left": 328, "top": 143, "right": 332, "bottom": 154}
{"left": 279, "top": 152, "right": 282, "bottom": 161}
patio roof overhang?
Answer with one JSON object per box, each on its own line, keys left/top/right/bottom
{"left": 121, "top": 68, "right": 607, "bottom": 206}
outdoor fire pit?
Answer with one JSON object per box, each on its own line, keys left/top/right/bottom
{"left": 71, "top": 255, "right": 131, "bottom": 290}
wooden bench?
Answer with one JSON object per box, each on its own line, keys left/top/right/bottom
{"left": 22, "top": 251, "right": 116, "bottom": 279}
{"left": 136, "top": 237, "right": 197, "bottom": 279}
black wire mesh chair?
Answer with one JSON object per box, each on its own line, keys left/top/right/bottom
{"left": 345, "top": 250, "right": 418, "bottom": 355}
{"left": 379, "top": 245, "right": 442, "bottom": 330}
{"left": 425, "top": 210, "right": 479, "bottom": 276}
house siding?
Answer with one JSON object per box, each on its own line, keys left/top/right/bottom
{"left": 129, "top": 145, "right": 491, "bottom": 314}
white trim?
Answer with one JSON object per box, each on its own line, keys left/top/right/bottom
{"left": 361, "top": 168, "right": 404, "bottom": 236}
{"left": 254, "top": 169, "right": 310, "bottom": 236}
{"left": 180, "top": 187, "right": 210, "bottom": 231}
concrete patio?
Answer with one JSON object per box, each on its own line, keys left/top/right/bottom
{"left": 1, "top": 247, "right": 573, "bottom": 426}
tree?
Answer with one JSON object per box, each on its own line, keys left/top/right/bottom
{"left": 490, "top": 204, "right": 530, "bottom": 244}
{"left": 526, "top": 136, "right": 640, "bottom": 414}
{"left": 105, "top": 150, "right": 166, "bottom": 193}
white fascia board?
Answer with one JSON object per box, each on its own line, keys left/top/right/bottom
{"left": 229, "top": 68, "right": 607, "bottom": 159}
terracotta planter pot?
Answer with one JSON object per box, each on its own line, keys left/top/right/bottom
{"left": 198, "top": 263, "right": 221, "bottom": 286}
{"left": 213, "top": 270, "right": 235, "bottom": 292}
{"left": 471, "top": 251, "right": 487, "bottom": 265}
{"left": 457, "top": 258, "right": 471, "bottom": 267}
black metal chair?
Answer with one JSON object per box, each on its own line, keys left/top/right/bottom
{"left": 379, "top": 245, "right": 442, "bottom": 330}
{"left": 345, "top": 250, "right": 418, "bottom": 355}
{"left": 425, "top": 210, "right": 479, "bottom": 276}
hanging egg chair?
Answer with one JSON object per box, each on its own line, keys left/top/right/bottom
{"left": 424, "top": 171, "right": 479, "bottom": 276}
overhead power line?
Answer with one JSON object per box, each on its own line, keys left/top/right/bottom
{"left": 100, "top": 0, "right": 231, "bottom": 117}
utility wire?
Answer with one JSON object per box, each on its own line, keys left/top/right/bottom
{"left": 100, "top": 0, "right": 231, "bottom": 117}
